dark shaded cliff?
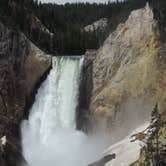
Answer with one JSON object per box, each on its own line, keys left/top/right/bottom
{"left": 0, "top": 0, "right": 54, "bottom": 53}
{"left": 0, "top": 23, "right": 29, "bottom": 166}
{"left": 76, "top": 50, "right": 97, "bottom": 132}
{"left": 0, "top": 22, "right": 51, "bottom": 166}
{"left": 0, "top": 1, "right": 53, "bottom": 165}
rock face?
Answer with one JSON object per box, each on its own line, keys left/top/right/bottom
{"left": 77, "top": 49, "right": 97, "bottom": 131}
{"left": 87, "top": 3, "right": 166, "bottom": 132}
{"left": 84, "top": 18, "right": 108, "bottom": 33}
{"left": 0, "top": 22, "right": 51, "bottom": 166}
{"left": 8, "top": 0, "right": 54, "bottom": 52}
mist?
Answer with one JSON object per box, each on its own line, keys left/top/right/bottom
{"left": 21, "top": 123, "right": 112, "bottom": 166}
{"left": 21, "top": 57, "right": 152, "bottom": 166}
{"left": 21, "top": 57, "right": 112, "bottom": 166}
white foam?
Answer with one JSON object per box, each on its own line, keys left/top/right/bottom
{"left": 21, "top": 56, "right": 107, "bottom": 166}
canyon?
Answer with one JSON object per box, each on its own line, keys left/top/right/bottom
{"left": 0, "top": 1, "right": 165, "bottom": 166}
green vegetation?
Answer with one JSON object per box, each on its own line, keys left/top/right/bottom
{"left": 31, "top": 0, "right": 147, "bottom": 54}
{"left": 130, "top": 105, "right": 166, "bottom": 166}
{"left": 0, "top": 0, "right": 147, "bottom": 54}
{"left": 149, "top": 0, "right": 166, "bottom": 41}
{"left": 1, "top": 1, "right": 166, "bottom": 54}
{"left": 145, "top": 104, "right": 166, "bottom": 166}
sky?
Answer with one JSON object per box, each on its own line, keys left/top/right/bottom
{"left": 40, "top": 0, "right": 116, "bottom": 4}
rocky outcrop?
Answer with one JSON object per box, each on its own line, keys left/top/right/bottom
{"left": 24, "top": 42, "right": 52, "bottom": 115}
{"left": 7, "top": 0, "right": 54, "bottom": 53}
{"left": 84, "top": 3, "right": 166, "bottom": 166}
{"left": 84, "top": 18, "right": 108, "bottom": 33}
{"left": 77, "top": 49, "right": 97, "bottom": 131}
{"left": 0, "top": 22, "right": 51, "bottom": 166}
{"left": 86, "top": 3, "right": 166, "bottom": 132}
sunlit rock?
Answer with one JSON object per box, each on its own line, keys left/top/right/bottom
{"left": 89, "top": 3, "right": 166, "bottom": 129}
{"left": 84, "top": 18, "right": 108, "bottom": 33}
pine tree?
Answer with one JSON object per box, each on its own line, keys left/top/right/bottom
{"left": 145, "top": 104, "right": 166, "bottom": 166}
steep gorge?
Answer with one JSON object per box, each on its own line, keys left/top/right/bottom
{"left": 0, "top": 1, "right": 165, "bottom": 166}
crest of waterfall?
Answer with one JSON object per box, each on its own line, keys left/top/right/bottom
{"left": 21, "top": 56, "right": 108, "bottom": 166}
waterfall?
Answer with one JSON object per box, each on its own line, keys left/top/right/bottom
{"left": 21, "top": 56, "right": 107, "bottom": 166}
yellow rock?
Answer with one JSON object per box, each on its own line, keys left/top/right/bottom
{"left": 89, "top": 4, "right": 166, "bottom": 128}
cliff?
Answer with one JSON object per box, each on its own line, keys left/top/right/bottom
{"left": 0, "top": 22, "right": 51, "bottom": 166}
{"left": 85, "top": 3, "right": 166, "bottom": 166}
{"left": 86, "top": 3, "right": 166, "bottom": 132}
{"left": 0, "top": 0, "right": 54, "bottom": 53}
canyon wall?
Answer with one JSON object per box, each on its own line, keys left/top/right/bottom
{"left": 86, "top": 3, "right": 166, "bottom": 166}
{"left": 85, "top": 4, "right": 166, "bottom": 134}
{"left": 0, "top": 22, "right": 51, "bottom": 166}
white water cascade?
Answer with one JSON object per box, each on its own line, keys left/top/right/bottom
{"left": 21, "top": 56, "right": 108, "bottom": 166}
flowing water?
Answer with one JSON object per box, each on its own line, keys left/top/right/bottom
{"left": 21, "top": 56, "right": 108, "bottom": 166}
{"left": 21, "top": 56, "right": 148, "bottom": 166}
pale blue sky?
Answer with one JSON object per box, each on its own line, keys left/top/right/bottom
{"left": 40, "top": 0, "right": 116, "bottom": 4}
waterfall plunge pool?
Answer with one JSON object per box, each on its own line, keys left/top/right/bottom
{"left": 21, "top": 56, "right": 110, "bottom": 166}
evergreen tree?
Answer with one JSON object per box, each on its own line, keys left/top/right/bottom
{"left": 0, "top": 0, "right": 147, "bottom": 54}
{"left": 146, "top": 104, "right": 166, "bottom": 166}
